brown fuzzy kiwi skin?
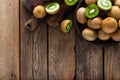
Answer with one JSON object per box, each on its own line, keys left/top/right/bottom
{"left": 60, "top": 20, "right": 72, "bottom": 33}
{"left": 111, "top": 29, "right": 120, "bottom": 41}
{"left": 118, "top": 19, "right": 120, "bottom": 28}
{"left": 87, "top": 17, "right": 102, "bottom": 29}
{"left": 82, "top": 28, "right": 97, "bottom": 41}
{"left": 108, "top": 6, "right": 120, "bottom": 20}
{"left": 85, "top": 0, "right": 97, "bottom": 5}
{"left": 102, "top": 17, "right": 118, "bottom": 34}
{"left": 98, "top": 29, "right": 110, "bottom": 41}
{"left": 76, "top": 7, "right": 87, "bottom": 24}
{"left": 114, "top": 0, "right": 120, "bottom": 7}
{"left": 33, "top": 5, "right": 46, "bottom": 19}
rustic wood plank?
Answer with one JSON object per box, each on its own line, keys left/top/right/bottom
{"left": 104, "top": 43, "right": 120, "bottom": 80}
{"left": 20, "top": 0, "right": 48, "bottom": 79}
{"left": 48, "top": 21, "right": 75, "bottom": 79}
{"left": 0, "top": 0, "right": 19, "bottom": 80}
{"left": 75, "top": 33, "right": 103, "bottom": 80}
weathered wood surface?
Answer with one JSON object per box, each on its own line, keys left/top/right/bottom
{"left": 0, "top": 0, "right": 19, "bottom": 80}
{"left": 104, "top": 43, "right": 120, "bottom": 80}
{"left": 0, "top": 0, "right": 120, "bottom": 80}
{"left": 48, "top": 20, "right": 75, "bottom": 80}
{"left": 75, "top": 33, "right": 103, "bottom": 80}
{"left": 20, "top": 0, "right": 47, "bottom": 79}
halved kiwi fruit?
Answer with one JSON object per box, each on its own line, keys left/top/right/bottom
{"left": 85, "top": 4, "right": 99, "bottom": 18}
{"left": 61, "top": 20, "right": 72, "bottom": 33}
{"left": 45, "top": 2, "right": 60, "bottom": 15}
{"left": 64, "top": 0, "right": 78, "bottom": 6}
{"left": 97, "top": 0, "right": 112, "bottom": 10}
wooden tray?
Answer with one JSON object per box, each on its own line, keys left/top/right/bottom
{"left": 74, "top": 0, "right": 117, "bottom": 46}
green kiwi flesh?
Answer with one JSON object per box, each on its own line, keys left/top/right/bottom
{"left": 64, "top": 0, "right": 78, "bottom": 6}
{"left": 85, "top": 4, "right": 99, "bottom": 18}
{"left": 64, "top": 21, "right": 72, "bottom": 33}
{"left": 97, "top": 0, "right": 112, "bottom": 10}
{"left": 45, "top": 2, "right": 60, "bottom": 14}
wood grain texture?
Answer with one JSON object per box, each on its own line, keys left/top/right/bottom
{"left": 0, "top": 0, "right": 19, "bottom": 80}
{"left": 48, "top": 20, "right": 75, "bottom": 80}
{"left": 104, "top": 43, "right": 120, "bottom": 80}
{"left": 75, "top": 33, "right": 103, "bottom": 80}
{"left": 20, "top": 0, "right": 47, "bottom": 79}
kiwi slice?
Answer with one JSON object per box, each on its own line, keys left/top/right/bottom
{"left": 97, "top": 0, "right": 112, "bottom": 10}
{"left": 61, "top": 20, "right": 72, "bottom": 33}
{"left": 64, "top": 0, "right": 78, "bottom": 6}
{"left": 45, "top": 2, "right": 60, "bottom": 15}
{"left": 85, "top": 4, "right": 99, "bottom": 18}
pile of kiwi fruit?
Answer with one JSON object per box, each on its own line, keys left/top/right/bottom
{"left": 76, "top": 0, "right": 120, "bottom": 42}
{"left": 32, "top": 0, "right": 78, "bottom": 33}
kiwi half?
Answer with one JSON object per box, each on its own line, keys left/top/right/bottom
{"left": 85, "top": 4, "right": 99, "bottom": 18}
{"left": 64, "top": 0, "right": 78, "bottom": 6}
{"left": 45, "top": 2, "right": 60, "bottom": 15}
{"left": 97, "top": 0, "right": 112, "bottom": 10}
{"left": 61, "top": 20, "right": 72, "bottom": 33}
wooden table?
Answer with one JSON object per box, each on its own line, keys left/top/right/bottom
{"left": 0, "top": 0, "right": 120, "bottom": 80}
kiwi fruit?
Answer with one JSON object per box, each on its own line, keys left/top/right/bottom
{"left": 118, "top": 19, "right": 120, "bottom": 28}
{"left": 85, "top": 0, "right": 97, "bottom": 5}
{"left": 98, "top": 29, "right": 110, "bottom": 41}
{"left": 45, "top": 2, "right": 60, "bottom": 15}
{"left": 114, "top": 0, "right": 120, "bottom": 7}
{"left": 61, "top": 19, "right": 72, "bottom": 33}
{"left": 64, "top": 0, "right": 78, "bottom": 6}
{"left": 33, "top": 5, "right": 46, "bottom": 18}
{"left": 97, "top": 0, "right": 112, "bottom": 10}
{"left": 85, "top": 4, "right": 99, "bottom": 18}
{"left": 111, "top": 29, "right": 120, "bottom": 41}
{"left": 82, "top": 28, "right": 97, "bottom": 41}
{"left": 87, "top": 17, "right": 102, "bottom": 29}
{"left": 102, "top": 17, "right": 118, "bottom": 34}
{"left": 76, "top": 7, "right": 87, "bottom": 24}
{"left": 108, "top": 6, "right": 120, "bottom": 19}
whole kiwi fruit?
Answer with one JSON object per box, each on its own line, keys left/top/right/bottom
{"left": 85, "top": 0, "right": 97, "bottom": 5}
{"left": 82, "top": 28, "right": 97, "bottom": 41}
{"left": 87, "top": 17, "right": 102, "bottom": 29}
{"left": 76, "top": 7, "right": 87, "bottom": 24}
{"left": 108, "top": 6, "right": 120, "bottom": 19}
{"left": 102, "top": 17, "right": 118, "bottom": 34}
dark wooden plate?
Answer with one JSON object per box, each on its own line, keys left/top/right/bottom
{"left": 22, "top": 0, "right": 74, "bottom": 30}
{"left": 74, "top": 0, "right": 117, "bottom": 46}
